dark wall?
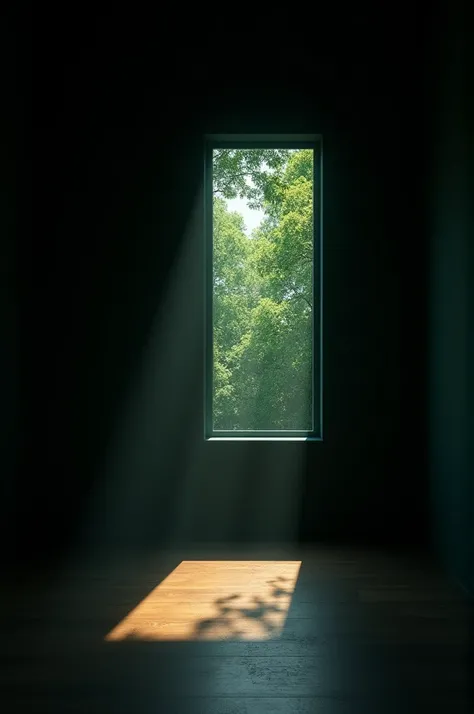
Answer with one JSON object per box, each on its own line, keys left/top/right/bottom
{"left": 0, "top": 18, "right": 22, "bottom": 563}
{"left": 16, "top": 11, "right": 431, "bottom": 562}
{"left": 427, "top": 0, "right": 474, "bottom": 594}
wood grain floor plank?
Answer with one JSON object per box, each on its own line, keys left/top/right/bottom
{"left": 2, "top": 547, "right": 473, "bottom": 713}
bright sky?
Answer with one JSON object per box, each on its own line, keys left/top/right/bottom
{"left": 225, "top": 195, "right": 264, "bottom": 236}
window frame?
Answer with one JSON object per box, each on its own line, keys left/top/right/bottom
{"left": 204, "top": 134, "right": 323, "bottom": 441}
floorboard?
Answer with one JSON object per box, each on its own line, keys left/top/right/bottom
{"left": 1, "top": 546, "right": 473, "bottom": 713}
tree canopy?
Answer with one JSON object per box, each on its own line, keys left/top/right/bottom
{"left": 212, "top": 148, "right": 314, "bottom": 431}
{"left": 212, "top": 148, "right": 291, "bottom": 209}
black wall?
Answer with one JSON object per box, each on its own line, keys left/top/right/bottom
{"left": 1, "top": 21, "right": 20, "bottom": 562}
{"left": 11, "top": 10, "right": 435, "bottom": 564}
{"left": 427, "top": 0, "right": 474, "bottom": 595}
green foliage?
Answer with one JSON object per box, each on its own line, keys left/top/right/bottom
{"left": 212, "top": 149, "right": 314, "bottom": 431}
{"left": 213, "top": 148, "right": 291, "bottom": 209}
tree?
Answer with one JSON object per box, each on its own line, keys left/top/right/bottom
{"left": 212, "top": 198, "right": 257, "bottom": 428}
{"left": 213, "top": 148, "right": 290, "bottom": 209}
{"left": 252, "top": 149, "right": 313, "bottom": 308}
{"left": 211, "top": 149, "right": 314, "bottom": 431}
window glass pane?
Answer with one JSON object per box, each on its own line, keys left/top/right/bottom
{"left": 211, "top": 147, "right": 314, "bottom": 432}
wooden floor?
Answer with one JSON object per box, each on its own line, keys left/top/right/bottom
{"left": 1, "top": 545, "right": 473, "bottom": 713}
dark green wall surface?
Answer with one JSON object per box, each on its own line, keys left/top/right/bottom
{"left": 427, "top": 0, "right": 473, "bottom": 595}
{"left": 7, "top": 8, "right": 470, "bottom": 589}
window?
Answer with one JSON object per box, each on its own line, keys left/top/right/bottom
{"left": 204, "top": 135, "right": 322, "bottom": 440}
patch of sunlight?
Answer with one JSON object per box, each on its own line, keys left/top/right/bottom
{"left": 105, "top": 560, "right": 301, "bottom": 641}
